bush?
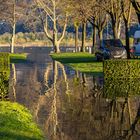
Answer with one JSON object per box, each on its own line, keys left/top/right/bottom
{"left": 104, "top": 78, "right": 140, "bottom": 99}
{"left": 0, "top": 53, "right": 10, "bottom": 72}
{"left": 104, "top": 60, "right": 140, "bottom": 98}
{"left": 104, "top": 60, "right": 140, "bottom": 79}
{"left": 0, "top": 72, "right": 9, "bottom": 101}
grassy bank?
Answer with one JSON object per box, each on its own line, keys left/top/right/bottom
{"left": 10, "top": 53, "right": 27, "bottom": 63}
{"left": 50, "top": 52, "right": 103, "bottom": 75}
{"left": 0, "top": 101, "right": 44, "bottom": 140}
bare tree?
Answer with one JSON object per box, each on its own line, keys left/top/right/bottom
{"left": 34, "top": 0, "right": 68, "bottom": 53}
{"left": 0, "top": 0, "right": 28, "bottom": 53}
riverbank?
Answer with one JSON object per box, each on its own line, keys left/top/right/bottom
{"left": 50, "top": 52, "right": 103, "bottom": 75}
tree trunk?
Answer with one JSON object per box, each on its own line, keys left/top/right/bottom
{"left": 138, "top": 14, "right": 140, "bottom": 24}
{"left": 75, "top": 25, "right": 79, "bottom": 52}
{"left": 81, "top": 22, "right": 86, "bottom": 52}
{"left": 11, "top": 23, "right": 16, "bottom": 53}
{"left": 124, "top": 21, "right": 130, "bottom": 59}
{"left": 112, "top": 24, "right": 118, "bottom": 39}
{"left": 99, "top": 30, "right": 103, "bottom": 41}
{"left": 117, "top": 21, "right": 121, "bottom": 39}
{"left": 11, "top": 2, "right": 16, "bottom": 53}
{"left": 54, "top": 42, "right": 60, "bottom": 53}
{"left": 92, "top": 24, "right": 96, "bottom": 54}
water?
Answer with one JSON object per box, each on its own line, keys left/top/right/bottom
{"left": 2, "top": 48, "right": 140, "bottom": 140}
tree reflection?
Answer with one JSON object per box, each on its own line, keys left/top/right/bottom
{"left": 104, "top": 78, "right": 140, "bottom": 140}
{"left": 45, "top": 61, "right": 58, "bottom": 140}
{"left": 10, "top": 64, "right": 17, "bottom": 101}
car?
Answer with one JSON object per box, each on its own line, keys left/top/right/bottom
{"left": 95, "top": 39, "right": 127, "bottom": 61}
{"left": 132, "top": 30, "right": 140, "bottom": 57}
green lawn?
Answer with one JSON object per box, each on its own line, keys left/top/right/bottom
{"left": 50, "top": 52, "right": 103, "bottom": 75}
{"left": 10, "top": 53, "right": 27, "bottom": 63}
{"left": 0, "top": 101, "right": 44, "bottom": 140}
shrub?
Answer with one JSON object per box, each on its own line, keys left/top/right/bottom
{"left": 104, "top": 78, "right": 140, "bottom": 99}
{"left": 0, "top": 53, "right": 10, "bottom": 72}
{"left": 104, "top": 60, "right": 140, "bottom": 79}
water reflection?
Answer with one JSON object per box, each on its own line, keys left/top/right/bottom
{"left": 104, "top": 78, "right": 140, "bottom": 140}
{"left": 7, "top": 52, "right": 140, "bottom": 140}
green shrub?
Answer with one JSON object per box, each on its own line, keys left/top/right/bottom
{"left": 104, "top": 60, "right": 140, "bottom": 99}
{"left": 0, "top": 53, "right": 10, "bottom": 71}
{"left": 0, "top": 72, "right": 9, "bottom": 101}
{"left": 104, "top": 60, "right": 140, "bottom": 79}
{"left": 104, "top": 78, "right": 140, "bottom": 99}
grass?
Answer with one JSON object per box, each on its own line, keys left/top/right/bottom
{"left": 9, "top": 53, "right": 27, "bottom": 63}
{"left": 50, "top": 52, "right": 103, "bottom": 75}
{"left": 0, "top": 101, "right": 44, "bottom": 140}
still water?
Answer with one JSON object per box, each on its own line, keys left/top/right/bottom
{"left": 6, "top": 48, "right": 140, "bottom": 140}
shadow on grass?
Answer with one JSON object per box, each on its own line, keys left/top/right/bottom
{"left": 54, "top": 57, "right": 97, "bottom": 63}
{"left": 0, "top": 131, "right": 40, "bottom": 140}
{"left": 82, "top": 72, "right": 103, "bottom": 76}
{"left": 10, "top": 59, "right": 29, "bottom": 63}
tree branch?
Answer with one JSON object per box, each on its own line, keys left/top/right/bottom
{"left": 44, "top": 16, "right": 53, "bottom": 42}
{"left": 58, "top": 16, "right": 67, "bottom": 43}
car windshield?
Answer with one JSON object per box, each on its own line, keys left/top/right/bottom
{"left": 103, "top": 40, "right": 123, "bottom": 48}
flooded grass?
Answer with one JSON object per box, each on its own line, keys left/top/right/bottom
{"left": 0, "top": 101, "right": 44, "bottom": 140}
{"left": 51, "top": 52, "right": 103, "bottom": 74}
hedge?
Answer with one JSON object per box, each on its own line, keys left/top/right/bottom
{"left": 0, "top": 53, "right": 10, "bottom": 100}
{"left": 0, "top": 53, "right": 10, "bottom": 72}
{"left": 104, "top": 78, "right": 140, "bottom": 99}
{"left": 0, "top": 72, "right": 9, "bottom": 101}
{"left": 104, "top": 60, "right": 140, "bottom": 78}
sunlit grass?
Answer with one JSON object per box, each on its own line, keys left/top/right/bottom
{"left": 0, "top": 101, "right": 44, "bottom": 140}
{"left": 9, "top": 53, "right": 27, "bottom": 63}
{"left": 51, "top": 52, "right": 103, "bottom": 75}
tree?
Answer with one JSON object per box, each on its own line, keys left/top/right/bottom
{"left": 78, "top": 0, "right": 91, "bottom": 52}
{"left": 98, "top": 0, "right": 122, "bottom": 39}
{"left": 131, "top": 0, "right": 140, "bottom": 24}
{"left": 69, "top": 0, "right": 92, "bottom": 52}
{"left": 34, "top": 0, "right": 68, "bottom": 53}
{"left": 121, "top": 0, "right": 132, "bottom": 58}
{"left": 88, "top": 1, "right": 106, "bottom": 52}
{"left": 0, "top": 0, "right": 28, "bottom": 53}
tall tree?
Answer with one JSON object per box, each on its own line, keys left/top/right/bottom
{"left": 98, "top": 0, "right": 122, "bottom": 39}
{"left": 34, "top": 0, "right": 68, "bottom": 53}
{"left": 121, "top": 0, "right": 132, "bottom": 58}
{"left": 0, "top": 0, "right": 28, "bottom": 53}
{"left": 88, "top": 1, "right": 106, "bottom": 51}
{"left": 131, "top": 0, "right": 140, "bottom": 24}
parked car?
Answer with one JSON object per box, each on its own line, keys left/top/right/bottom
{"left": 132, "top": 30, "right": 140, "bottom": 57}
{"left": 95, "top": 39, "right": 127, "bottom": 61}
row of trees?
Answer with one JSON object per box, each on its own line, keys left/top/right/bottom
{"left": 0, "top": 0, "right": 140, "bottom": 57}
